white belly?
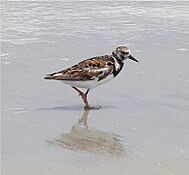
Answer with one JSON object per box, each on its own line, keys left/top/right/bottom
{"left": 62, "top": 74, "right": 114, "bottom": 89}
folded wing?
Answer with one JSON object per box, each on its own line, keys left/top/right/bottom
{"left": 44, "top": 56, "right": 114, "bottom": 81}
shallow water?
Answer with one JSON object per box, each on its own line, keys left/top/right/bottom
{"left": 1, "top": 1, "right": 189, "bottom": 174}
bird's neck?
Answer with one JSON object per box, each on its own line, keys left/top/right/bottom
{"left": 112, "top": 52, "right": 124, "bottom": 77}
{"left": 112, "top": 51, "right": 125, "bottom": 62}
{"left": 112, "top": 51, "right": 120, "bottom": 61}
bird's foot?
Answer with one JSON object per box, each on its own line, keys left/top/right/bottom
{"left": 84, "top": 105, "right": 102, "bottom": 110}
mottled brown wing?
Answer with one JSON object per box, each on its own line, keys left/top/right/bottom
{"left": 47, "top": 56, "right": 114, "bottom": 81}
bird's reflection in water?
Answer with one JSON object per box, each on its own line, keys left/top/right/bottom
{"left": 48, "top": 110, "right": 125, "bottom": 157}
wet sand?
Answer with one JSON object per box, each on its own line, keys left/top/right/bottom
{"left": 1, "top": 1, "right": 189, "bottom": 175}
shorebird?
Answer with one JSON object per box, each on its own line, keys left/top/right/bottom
{"left": 44, "top": 46, "right": 139, "bottom": 110}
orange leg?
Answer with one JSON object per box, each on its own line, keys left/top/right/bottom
{"left": 72, "top": 87, "right": 91, "bottom": 110}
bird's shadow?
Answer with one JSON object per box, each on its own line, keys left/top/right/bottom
{"left": 37, "top": 104, "right": 117, "bottom": 112}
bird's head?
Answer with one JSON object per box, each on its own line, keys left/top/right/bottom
{"left": 112, "top": 46, "right": 139, "bottom": 63}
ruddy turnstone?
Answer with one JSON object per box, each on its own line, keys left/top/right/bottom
{"left": 44, "top": 46, "right": 138, "bottom": 110}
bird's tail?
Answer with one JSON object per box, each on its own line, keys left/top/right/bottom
{"left": 44, "top": 73, "right": 57, "bottom": 80}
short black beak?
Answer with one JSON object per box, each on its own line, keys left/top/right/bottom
{"left": 129, "top": 55, "right": 139, "bottom": 63}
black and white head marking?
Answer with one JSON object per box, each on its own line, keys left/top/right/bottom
{"left": 112, "top": 46, "right": 139, "bottom": 63}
